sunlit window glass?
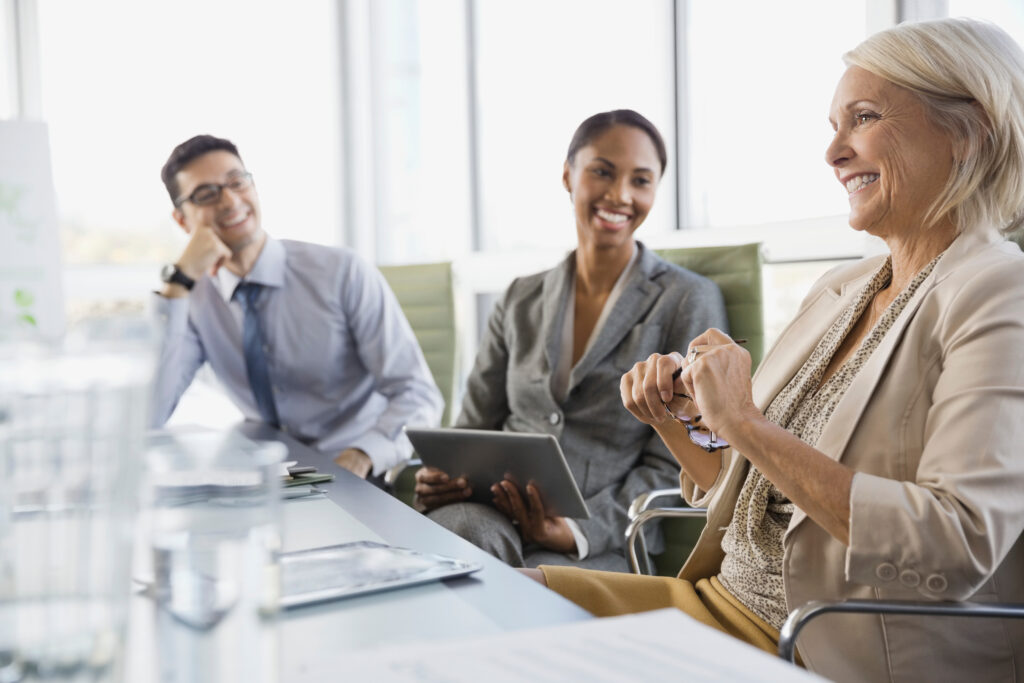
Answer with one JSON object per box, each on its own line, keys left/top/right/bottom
{"left": 947, "top": 1, "right": 1024, "bottom": 48}
{"left": 36, "top": 0, "right": 341, "bottom": 271}
{"left": 372, "top": 0, "right": 473, "bottom": 265}
{"left": 474, "top": 0, "right": 676, "bottom": 253}
{"left": 685, "top": 1, "right": 866, "bottom": 228}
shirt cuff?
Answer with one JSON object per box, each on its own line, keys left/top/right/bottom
{"left": 346, "top": 429, "right": 405, "bottom": 476}
{"left": 564, "top": 518, "right": 590, "bottom": 560}
{"left": 151, "top": 291, "right": 190, "bottom": 333}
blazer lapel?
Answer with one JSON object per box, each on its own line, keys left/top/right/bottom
{"left": 786, "top": 229, "right": 1001, "bottom": 532}
{"left": 814, "top": 231, "right": 995, "bottom": 464}
{"left": 567, "top": 245, "right": 663, "bottom": 392}
{"left": 751, "top": 260, "right": 882, "bottom": 413}
{"left": 538, "top": 253, "right": 575, "bottom": 379}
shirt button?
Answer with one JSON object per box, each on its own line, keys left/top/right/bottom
{"left": 548, "top": 412, "right": 561, "bottom": 425}
{"left": 925, "top": 573, "right": 948, "bottom": 592}
{"left": 899, "top": 569, "right": 921, "bottom": 588}
{"left": 875, "top": 563, "right": 897, "bottom": 581}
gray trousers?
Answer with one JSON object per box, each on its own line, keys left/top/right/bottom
{"left": 427, "top": 502, "right": 629, "bottom": 572}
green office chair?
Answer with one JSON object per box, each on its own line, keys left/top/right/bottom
{"left": 378, "top": 262, "right": 458, "bottom": 427}
{"left": 378, "top": 262, "right": 457, "bottom": 506}
{"left": 628, "top": 243, "right": 765, "bottom": 576}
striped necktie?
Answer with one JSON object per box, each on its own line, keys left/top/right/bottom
{"left": 233, "top": 282, "right": 280, "bottom": 427}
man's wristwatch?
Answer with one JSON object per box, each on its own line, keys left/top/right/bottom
{"left": 160, "top": 263, "right": 195, "bottom": 290}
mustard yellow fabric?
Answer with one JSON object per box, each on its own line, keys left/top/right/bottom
{"left": 540, "top": 566, "right": 780, "bottom": 657}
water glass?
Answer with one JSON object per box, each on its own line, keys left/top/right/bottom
{"left": 0, "top": 325, "right": 153, "bottom": 682}
{"left": 142, "top": 431, "right": 284, "bottom": 626}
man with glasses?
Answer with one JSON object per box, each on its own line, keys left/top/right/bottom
{"left": 152, "top": 134, "right": 443, "bottom": 479}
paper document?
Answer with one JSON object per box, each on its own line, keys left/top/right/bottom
{"left": 342, "top": 608, "right": 825, "bottom": 682}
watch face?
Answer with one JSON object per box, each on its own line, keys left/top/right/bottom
{"left": 161, "top": 264, "right": 176, "bottom": 282}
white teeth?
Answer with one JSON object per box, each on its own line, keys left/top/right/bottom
{"left": 222, "top": 213, "right": 248, "bottom": 227}
{"left": 596, "top": 209, "right": 629, "bottom": 224}
{"left": 845, "top": 174, "right": 879, "bottom": 194}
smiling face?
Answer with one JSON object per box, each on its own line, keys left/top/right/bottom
{"left": 172, "top": 150, "right": 263, "bottom": 252}
{"left": 563, "top": 124, "right": 661, "bottom": 254}
{"left": 826, "top": 66, "right": 957, "bottom": 240}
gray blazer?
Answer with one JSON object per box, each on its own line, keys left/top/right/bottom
{"left": 457, "top": 242, "right": 729, "bottom": 559}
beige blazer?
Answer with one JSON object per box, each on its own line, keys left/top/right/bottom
{"left": 680, "top": 228, "right": 1024, "bottom": 683}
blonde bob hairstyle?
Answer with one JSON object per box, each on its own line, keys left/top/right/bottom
{"left": 845, "top": 18, "right": 1024, "bottom": 235}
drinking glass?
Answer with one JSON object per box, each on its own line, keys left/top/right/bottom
{"left": 141, "top": 430, "right": 284, "bottom": 683}
{"left": 0, "top": 319, "right": 154, "bottom": 682}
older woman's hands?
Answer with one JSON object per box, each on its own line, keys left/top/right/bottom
{"left": 620, "top": 349, "right": 688, "bottom": 425}
{"left": 676, "top": 328, "right": 759, "bottom": 440}
{"left": 620, "top": 328, "right": 757, "bottom": 440}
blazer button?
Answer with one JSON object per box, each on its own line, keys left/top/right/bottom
{"left": 899, "top": 569, "right": 921, "bottom": 588}
{"left": 548, "top": 412, "right": 561, "bottom": 425}
{"left": 875, "top": 563, "right": 897, "bottom": 581}
{"left": 925, "top": 574, "right": 948, "bottom": 593}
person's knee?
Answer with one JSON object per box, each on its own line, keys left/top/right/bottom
{"left": 519, "top": 567, "right": 548, "bottom": 587}
{"left": 427, "top": 502, "right": 523, "bottom": 564}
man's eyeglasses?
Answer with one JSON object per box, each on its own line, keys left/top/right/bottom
{"left": 176, "top": 172, "right": 254, "bottom": 208}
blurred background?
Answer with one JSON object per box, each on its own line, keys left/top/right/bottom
{"left": 2, "top": 0, "right": 1022, "bottom": 424}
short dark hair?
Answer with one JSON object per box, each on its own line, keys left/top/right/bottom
{"left": 566, "top": 109, "right": 667, "bottom": 176}
{"left": 160, "top": 134, "right": 243, "bottom": 206}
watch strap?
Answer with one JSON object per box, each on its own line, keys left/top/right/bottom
{"left": 163, "top": 264, "right": 195, "bottom": 290}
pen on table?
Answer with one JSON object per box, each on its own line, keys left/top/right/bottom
{"left": 671, "top": 339, "right": 748, "bottom": 380}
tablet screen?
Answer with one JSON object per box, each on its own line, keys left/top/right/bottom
{"left": 279, "top": 541, "right": 481, "bottom": 609}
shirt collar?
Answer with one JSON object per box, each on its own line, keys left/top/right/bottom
{"left": 215, "top": 235, "right": 286, "bottom": 302}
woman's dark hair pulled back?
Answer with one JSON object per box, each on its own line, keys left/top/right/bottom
{"left": 565, "top": 109, "right": 667, "bottom": 175}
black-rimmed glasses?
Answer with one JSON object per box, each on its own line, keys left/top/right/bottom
{"left": 661, "top": 391, "right": 729, "bottom": 452}
{"left": 662, "top": 338, "right": 747, "bottom": 452}
{"left": 176, "top": 172, "right": 254, "bottom": 207}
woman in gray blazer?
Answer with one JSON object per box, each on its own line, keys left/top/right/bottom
{"left": 415, "top": 110, "right": 728, "bottom": 571}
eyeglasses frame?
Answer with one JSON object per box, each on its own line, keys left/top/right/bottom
{"left": 175, "top": 171, "right": 255, "bottom": 208}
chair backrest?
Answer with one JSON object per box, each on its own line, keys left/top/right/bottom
{"left": 654, "top": 243, "right": 765, "bottom": 371}
{"left": 378, "top": 262, "right": 457, "bottom": 426}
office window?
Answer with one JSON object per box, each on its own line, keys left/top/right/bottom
{"left": 35, "top": 0, "right": 341, "bottom": 273}
{"left": 370, "top": 0, "right": 473, "bottom": 265}
{"left": 0, "top": 4, "right": 16, "bottom": 119}
{"left": 948, "top": 1, "right": 1024, "bottom": 47}
{"left": 474, "top": 0, "right": 677, "bottom": 253}
{"left": 685, "top": 1, "right": 866, "bottom": 228}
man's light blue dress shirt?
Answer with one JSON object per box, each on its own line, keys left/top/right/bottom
{"left": 151, "top": 237, "right": 444, "bottom": 474}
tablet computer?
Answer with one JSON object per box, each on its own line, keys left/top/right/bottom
{"left": 405, "top": 428, "right": 590, "bottom": 519}
{"left": 279, "top": 541, "right": 482, "bottom": 609}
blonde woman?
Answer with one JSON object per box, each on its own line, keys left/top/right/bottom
{"left": 528, "top": 19, "right": 1024, "bottom": 683}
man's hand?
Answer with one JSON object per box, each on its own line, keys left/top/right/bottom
{"left": 334, "top": 448, "right": 372, "bottom": 478}
{"left": 491, "top": 480, "right": 576, "bottom": 554}
{"left": 414, "top": 466, "right": 471, "bottom": 512}
{"left": 161, "top": 225, "right": 232, "bottom": 298}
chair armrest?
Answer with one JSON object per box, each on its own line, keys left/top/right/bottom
{"left": 384, "top": 457, "right": 423, "bottom": 488}
{"left": 778, "top": 599, "right": 1024, "bottom": 663}
{"left": 625, "top": 507, "right": 708, "bottom": 575}
{"left": 628, "top": 487, "right": 685, "bottom": 520}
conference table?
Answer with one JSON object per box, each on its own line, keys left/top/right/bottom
{"left": 124, "top": 423, "right": 592, "bottom": 682}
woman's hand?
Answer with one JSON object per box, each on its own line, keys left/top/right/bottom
{"left": 414, "top": 466, "right": 471, "bottom": 512}
{"left": 491, "top": 480, "right": 576, "bottom": 554}
{"left": 620, "top": 350, "right": 690, "bottom": 425}
{"left": 676, "top": 328, "right": 760, "bottom": 440}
